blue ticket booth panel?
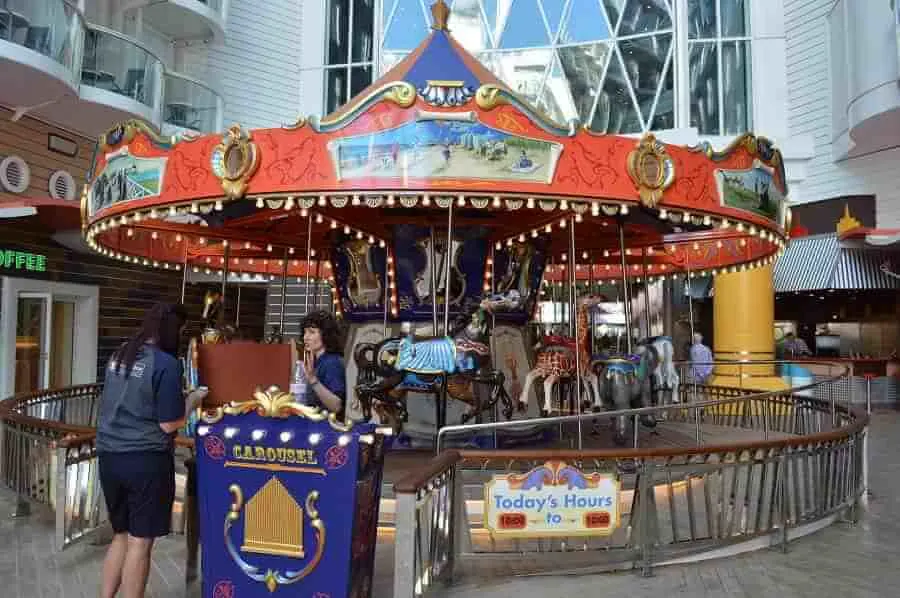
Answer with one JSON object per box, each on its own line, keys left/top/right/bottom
{"left": 195, "top": 388, "right": 388, "bottom": 598}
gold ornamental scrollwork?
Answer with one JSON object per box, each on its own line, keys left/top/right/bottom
{"left": 211, "top": 124, "right": 260, "bottom": 200}
{"left": 475, "top": 84, "right": 510, "bottom": 111}
{"left": 382, "top": 82, "right": 417, "bottom": 109}
{"left": 99, "top": 119, "right": 176, "bottom": 151}
{"left": 201, "top": 386, "right": 353, "bottom": 432}
{"left": 626, "top": 133, "right": 675, "bottom": 209}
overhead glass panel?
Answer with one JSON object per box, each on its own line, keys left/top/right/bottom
{"left": 650, "top": 50, "right": 674, "bottom": 130}
{"left": 539, "top": 0, "right": 566, "bottom": 41}
{"left": 688, "top": 41, "right": 719, "bottom": 134}
{"left": 602, "top": 0, "right": 627, "bottom": 32}
{"left": 481, "top": 0, "right": 502, "bottom": 46}
{"left": 591, "top": 49, "right": 642, "bottom": 133}
{"left": 557, "top": 43, "right": 611, "bottom": 122}
{"left": 537, "top": 52, "right": 578, "bottom": 123}
{"left": 559, "top": 0, "right": 612, "bottom": 44}
{"left": 722, "top": 40, "right": 751, "bottom": 134}
{"left": 449, "top": 0, "right": 491, "bottom": 52}
{"left": 720, "top": 0, "right": 748, "bottom": 37}
{"left": 497, "top": 0, "right": 550, "bottom": 49}
{"left": 383, "top": 0, "right": 430, "bottom": 51}
{"left": 618, "top": 0, "right": 671, "bottom": 36}
{"left": 619, "top": 33, "right": 671, "bottom": 123}
{"left": 481, "top": 48, "right": 552, "bottom": 104}
{"left": 687, "top": 0, "right": 716, "bottom": 39}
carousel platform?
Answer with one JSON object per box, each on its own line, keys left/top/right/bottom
{"left": 2, "top": 410, "right": 896, "bottom": 598}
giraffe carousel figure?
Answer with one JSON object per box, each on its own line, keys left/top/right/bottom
{"left": 517, "top": 295, "right": 607, "bottom": 416}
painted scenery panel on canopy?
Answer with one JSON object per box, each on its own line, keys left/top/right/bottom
{"left": 393, "top": 224, "right": 489, "bottom": 322}
{"left": 715, "top": 160, "right": 785, "bottom": 224}
{"left": 329, "top": 118, "right": 563, "bottom": 184}
{"left": 89, "top": 148, "right": 166, "bottom": 217}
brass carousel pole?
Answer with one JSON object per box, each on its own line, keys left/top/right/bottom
{"left": 220, "top": 243, "right": 230, "bottom": 297}
{"left": 382, "top": 249, "right": 389, "bottom": 338}
{"left": 279, "top": 248, "right": 289, "bottom": 333}
{"left": 180, "top": 244, "right": 189, "bottom": 304}
{"left": 588, "top": 250, "right": 595, "bottom": 356}
{"left": 642, "top": 248, "right": 652, "bottom": 338}
{"left": 617, "top": 221, "right": 632, "bottom": 355}
{"left": 430, "top": 225, "right": 438, "bottom": 335}
{"left": 235, "top": 285, "right": 241, "bottom": 329}
{"left": 443, "top": 201, "right": 454, "bottom": 335}
{"left": 304, "top": 211, "right": 313, "bottom": 315}
{"left": 569, "top": 215, "right": 583, "bottom": 449}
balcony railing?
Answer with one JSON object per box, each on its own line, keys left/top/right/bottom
{"left": 81, "top": 24, "right": 164, "bottom": 115}
{"left": 163, "top": 72, "right": 223, "bottom": 133}
{"left": 0, "top": 0, "right": 84, "bottom": 83}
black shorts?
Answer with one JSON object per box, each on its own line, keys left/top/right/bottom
{"left": 98, "top": 451, "right": 175, "bottom": 538}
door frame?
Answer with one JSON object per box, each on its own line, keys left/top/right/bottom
{"left": 0, "top": 277, "right": 99, "bottom": 400}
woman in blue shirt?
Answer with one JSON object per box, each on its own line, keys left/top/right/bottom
{"left": 301, "top": 310, "right": 347, "bottom": 418}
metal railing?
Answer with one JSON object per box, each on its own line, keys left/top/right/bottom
{"left": 395, "top": 363, "right": 865, "bottom": 597}
{"left": 163, "top": 71, "right": 224, "bottom": 133}
{"left": 0, "top": 0, "right": 85, "bottom": 85}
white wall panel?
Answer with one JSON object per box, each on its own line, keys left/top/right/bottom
{"left": 785, "top": 0, "right": 900, "bottom": 228}
{"left": 205, "top": 0, "right": 302, "bottom": 129}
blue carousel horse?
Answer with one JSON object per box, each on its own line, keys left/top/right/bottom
{"left": 355, "top": 291, "right": 521, "bottom": 429}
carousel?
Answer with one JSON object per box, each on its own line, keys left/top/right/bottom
{"left": 80, "top": 0, "right": 790, "bottom": 449}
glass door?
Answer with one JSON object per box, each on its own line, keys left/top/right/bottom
{"left": 15, "top": 293, "right": 52, "bottom": 394}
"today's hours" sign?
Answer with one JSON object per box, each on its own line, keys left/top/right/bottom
{"left": 484, "top": 461, "right": 620, "bottom": 538}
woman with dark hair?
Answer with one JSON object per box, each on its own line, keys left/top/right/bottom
{"left": 96, "top": 302, "right": 207, "bottom": 598}
{"left": 300, "top": 310, "right": 347, "bottom": 418}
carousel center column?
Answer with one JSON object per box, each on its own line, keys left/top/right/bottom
{"left": 709, "top": 264, "right": 787, "bottom": 391}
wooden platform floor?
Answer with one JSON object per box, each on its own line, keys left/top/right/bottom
{"left": 0, "top": 413, "right": 896, "bottom": 598}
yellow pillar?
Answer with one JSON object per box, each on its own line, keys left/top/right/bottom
{"left": 709, "top": 264, "right": 787, "bottom": 391}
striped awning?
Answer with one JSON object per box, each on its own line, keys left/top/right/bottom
{"left": 832, "top": 248, "right": 900, "bottom": 289}
{"left": 774, "top": 234, "right": 841, "bottom": 292}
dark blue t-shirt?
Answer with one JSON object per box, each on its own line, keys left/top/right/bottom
{"left": 311, "top": 352, "right": 346, "bottom": 417}
{"left": 96, "top": 344, "right": 184, "bottom": 454}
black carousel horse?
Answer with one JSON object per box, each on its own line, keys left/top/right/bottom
{"left": 355, "top": 291, "right": 520, "bottom": 430}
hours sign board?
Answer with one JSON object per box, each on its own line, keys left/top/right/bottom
{"left": 484, "top": 461, "right": 620, "bottom": 538}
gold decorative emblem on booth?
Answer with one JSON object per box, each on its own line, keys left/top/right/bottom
{"left": 627, "top": 133, "right": 674, "bottom": 209}
{"left": 431, "top": 0, "right": 450, "bottom": 31}
{"left": 225, "top": 483, "right": 326, "bottom": 593}
{"left": 211, "top": 125, "right": 260, "bottom": 200}
{"left": 242, "top": 477, "right": 305, "bottom": 558}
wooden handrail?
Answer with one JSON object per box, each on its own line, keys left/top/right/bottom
{"left": 394, "top": 450, "right": 461, "bottom": 493}
{"left": 394, "top": 398, "right": 869, "bottom": 494}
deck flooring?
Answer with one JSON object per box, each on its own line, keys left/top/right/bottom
{"left": 1, "top": 412, "right": 898, "bottom": 597}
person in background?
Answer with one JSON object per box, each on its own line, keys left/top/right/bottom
{"left": 783, "top": 332, "right": 812, "bottom": 357}
{"left": 96, "top": 303, "right": 208, "bottom": 598}
{"left": 301, "top": 310, "right": 347, "bottom": 418}
{"left": 689, "top": 332, "right": 714, "bottom": 384}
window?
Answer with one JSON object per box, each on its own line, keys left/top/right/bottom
{"left": 322, "top": 0, "right": 753, "bottom": 135}
{"left": 325, "top": 0, "right": 376, "bottom": 113}
{"left": 687, "top": 0, "right": 752, "bottom": 135}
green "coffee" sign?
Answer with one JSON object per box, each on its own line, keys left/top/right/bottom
{"left": 0, "top": 250, "right": 47, "bottom": 272}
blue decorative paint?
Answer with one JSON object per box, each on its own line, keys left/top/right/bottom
{"left": 403, "top": 31, "right": 482, "bottom": 91}
{"left": 195, "top": 413, "right": 385, "bottom": 598}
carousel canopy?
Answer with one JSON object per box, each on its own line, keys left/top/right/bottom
{"left": 81, "top": 0, "right": 790, "bottom": 322}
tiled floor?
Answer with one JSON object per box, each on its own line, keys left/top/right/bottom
{"left": 2, "top": 411, "right": 899, "bottom": 597}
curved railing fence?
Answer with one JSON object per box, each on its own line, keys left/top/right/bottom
{"left": 0, "top": 361, "right": 869, "bottom": 598}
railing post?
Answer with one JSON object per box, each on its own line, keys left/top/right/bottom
{"left": 394, "top": 491, "right": 418, "bottom": 598}
{"left": 638, "top": 459, "right": 655, "bottom": 577}
{"left": 55, "top": 444, "right": 67, "bottom": 550}
{"left": 763, "top": 395, "right": 770, "bottom": 441}
{"left": 778, "top": 451, "right": 789, "bottom": 553}
{"left": 12, "top": 422, "right": 30, "bottom": 518}
{"left": 846, "top": 435, "right": 858, "bottom": 525}
{"left": 446, "top": 464, "right": 463, "bottom": 584}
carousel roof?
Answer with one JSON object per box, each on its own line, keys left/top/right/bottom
{"left": 81, "top": 0, "right": 790, "bottom": 318}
